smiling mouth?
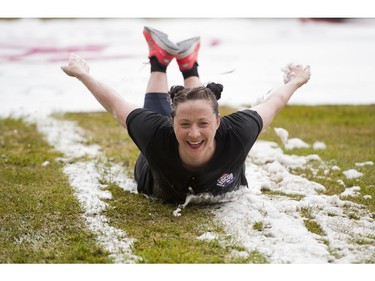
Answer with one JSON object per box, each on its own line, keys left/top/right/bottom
{"left": 187, "top": 140, "right": 204, "bottom": 149}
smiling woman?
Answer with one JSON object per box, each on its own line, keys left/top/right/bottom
{"left": 62, "top": 26, "right": 310, "bottom": 203}
{"left": 170, "top": 86, "right": 221, "bottom": 168}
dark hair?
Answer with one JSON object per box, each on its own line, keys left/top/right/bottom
{"left": 169, "top": 82, "right": 223, "bottom": 118}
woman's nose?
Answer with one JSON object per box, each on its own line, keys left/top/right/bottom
{"left": 188, "top": 125, "right": 200, "bottom": 138}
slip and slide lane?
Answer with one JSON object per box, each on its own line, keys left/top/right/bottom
{"left": 2, "top": 19, "right": 375, "bottom": 263}
{"left": 36, "top": 114, "right": 375, "bottom": 263}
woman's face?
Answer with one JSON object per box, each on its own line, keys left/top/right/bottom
{"left": 173, "top": 100, "right": 221, "bottom": 168}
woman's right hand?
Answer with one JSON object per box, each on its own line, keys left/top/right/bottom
{"left": 61, "top": 53, "right": 90, "bottom": 79}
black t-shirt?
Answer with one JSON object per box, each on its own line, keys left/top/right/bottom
{"left": 126, "top": 108, "right": 263, "bottom": 203}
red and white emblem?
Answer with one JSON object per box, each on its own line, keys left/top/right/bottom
{"left": 217, "top": 173, "right": 235, "bottom": 188}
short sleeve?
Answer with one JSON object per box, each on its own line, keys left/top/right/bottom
{"left": 126, "top": 108, "right": 172, "bottom": 154}
{"left": 218, "top": 109, "right": 263, "bottom": 153}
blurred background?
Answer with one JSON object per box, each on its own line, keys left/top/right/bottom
{"left": 1, "top": 18, "right": 374, "bottom": 117}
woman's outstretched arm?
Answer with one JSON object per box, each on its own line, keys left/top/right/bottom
{"left": 251, "top": 63, "right": 311, "bottom": 131}
{"left": 61, "top": 54, "right": 138, "bottom": 128}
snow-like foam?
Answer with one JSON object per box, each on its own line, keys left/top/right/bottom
{"left": 36, "top": 115, "right": 139, "bottom": 263}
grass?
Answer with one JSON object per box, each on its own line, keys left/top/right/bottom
{"left": 62, "top": 111, "right": 266, "bottom": 263}
{"left": 0, "top": 118, "right": 111, "bottom": 263}
{"left": 300, "top": 207, "right": 325, "bottom": 236}
{"left": 56, "top": 112, "right": 139, "bottom": 177}
{"left": 259, "top": 105, "right": 375, "bottom": 213}
{"left": 63, "top": 105, "right": 375, "bottom": 262}
{"left": 103, "top": 183, "right": 267, "bottom": 263}
{"left": 1, "top": 105, "right": 374, "bottom": 263}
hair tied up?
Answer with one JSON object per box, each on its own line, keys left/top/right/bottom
{"left": 169, "top": 85, "right": 185, "bottom": 100}
{"left": 206, "top": 82, "right": 223, "bottom": 101}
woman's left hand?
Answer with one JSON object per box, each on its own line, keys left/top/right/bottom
{"left": 282, "top": 63, "right": 311, "bottom": 86}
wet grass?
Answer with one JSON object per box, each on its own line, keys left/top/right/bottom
{"left": 259, "top": 105, "right": 375, "bottom": 213}
{"left": 63, "top": 111, "right": 267, "bottom": 263}
{"left": 0, "top": 118, "right": 111, "bottom": 263}
{"left": 64, "top": 105, "right": 375, "bottom": 262}
{"left": 2, "top": 104, "right": 374, "bottom": 263}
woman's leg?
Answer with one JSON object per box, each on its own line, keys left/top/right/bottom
{"left": 183, "top": 75, "right": 202, "bottom": 88}
{"left": 135, "top": 27, "right": 178, "bottom": 196}
{"left": 142, "top": 27, "right": 178, "bottom": 117}
{"left": 143, "top": 59, "right": 173, "bottom": 117}
{"left": 146, "top": 70, "right": 168, "bottom": 93}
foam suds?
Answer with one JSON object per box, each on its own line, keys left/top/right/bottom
{"left": 36, "top": 115, "right": 139, "bottom": 263}
{"left": 175, "top": 139, "right": 375, "bottom": 263}
{"left": 2, "top": 18, "right": 375, "bottom": 263}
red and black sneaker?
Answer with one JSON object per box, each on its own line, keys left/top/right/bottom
{"left": 143, "top": 26, "right": 179, "bottom": 66}
{"left": 176, "top": 36, "right": 201, "bottom": 71}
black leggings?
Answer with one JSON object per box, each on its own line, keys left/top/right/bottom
{"left": 142, "top": 92, "right": 171, "bottom": 117}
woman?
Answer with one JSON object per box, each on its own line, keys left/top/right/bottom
{"left": 62, "top": 26, "right": 311, "bottom": 203}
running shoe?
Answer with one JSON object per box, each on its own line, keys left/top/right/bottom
{"left": 176, "top": 36, "right": 201, "bottom": 70}
{"left": 143, "top": 26, "right": 179, "bottom": 66}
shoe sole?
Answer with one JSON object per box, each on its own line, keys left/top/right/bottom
{"left": 176, "top": 37, "right": 200, "bottom": 59}
{"left": 144, "top": 26, "right": 179, "bottom": 54}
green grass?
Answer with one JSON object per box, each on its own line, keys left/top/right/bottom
{"left": 103, "top": 183, "right": 267, "bottom": 263}
{"left": 259, "top": 105, "right": 375, "bottom": 213}
{"left": 62, "top": 111, "right": 266, "bottom": 263}
{"left": 2, "top": 105, "right": 374, "bottom": 263}
{"left": 63, "top": 105, "right": 375, "bottom": 262}
{"left": 56, "top": 112, "right": 139, "bottom": 177}
{"left": 0, "top": 118, "right": 111, "bottom": 263}
{"left": 300, "top": 207, "right": 325, "bottom": 236}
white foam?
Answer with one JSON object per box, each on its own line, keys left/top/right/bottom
{"left": 343, "top": 169, "right": 364, "bottom": 179}
{"left": 355, "top": 161, "right": 374, "bottom": 167}
{"left": 36, "top": 115, "right": 139, "bottom": 263}
{"left": 313, "top": 141, "right": 327, "bottom": 150}
{"left": 274, "top": 127, "right": 310, "bottom": 150}
{"left": 2, "top": 18, "right": 375, "bottom": 264}
{"left": 175, "top": 139, "right": 375, "bottom": 263}
{"left": 340, "top": 186, "right": 361, "bottom": 197}
{"left": 213, "top": 142, "right": 375, "bottom": 263}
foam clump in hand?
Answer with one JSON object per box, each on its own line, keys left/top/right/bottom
{"left": 281, "top": 63, "right": 294, "bottom": 84}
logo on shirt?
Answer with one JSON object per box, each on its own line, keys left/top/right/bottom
{"left": 217, "top": 173, "right": 235, "bottom": 188}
